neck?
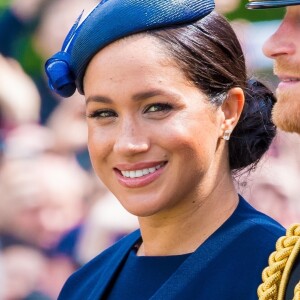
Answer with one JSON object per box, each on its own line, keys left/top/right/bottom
{"left": 137, "top": 186, "right": 239, "bottom": 257}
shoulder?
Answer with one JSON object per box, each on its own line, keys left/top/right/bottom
{"left": 236, "top": 196, "right": 285, "bottom": 241}
{"left": 58, "top": 229, "right": 141, "bottom": 300}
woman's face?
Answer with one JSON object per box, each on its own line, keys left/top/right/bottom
{"left": 84, "top": 35, "right": 226, "bottom": 217}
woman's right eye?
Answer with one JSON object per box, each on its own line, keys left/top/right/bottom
{"left": 87, "top": 109, "right": 118, "bottom": 119}
{"left": 144, "top": 103, "right": 173, "bottom": 113}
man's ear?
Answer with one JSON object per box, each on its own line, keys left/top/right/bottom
{"left": 219, "top": 87, "right": 245, "bottom": 138}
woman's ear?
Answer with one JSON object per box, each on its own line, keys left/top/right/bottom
{"left": 219, "top": 87, "right": 245, "bottom": 139}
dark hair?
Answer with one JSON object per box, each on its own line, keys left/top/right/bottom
{"left": 149, "top": 11, "right": 276, "bottom": 174}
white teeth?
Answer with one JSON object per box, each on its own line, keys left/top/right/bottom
{"left": 283, "top": 78, "right": 300, "bottom": 82}
{"left": 148, "top": 167, "right": 156, "bottom": 173}
{"left": 136, "top": 170, "right": 143, "bottom": 177}
{"left": 121, "top": 164, "right": 163, "bottom": 178}
{"left": 142, "top": 169, "right": 149, "bottom": 175}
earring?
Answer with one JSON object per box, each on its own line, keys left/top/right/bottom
{"left": 222, "top": 130, "right": 231, "bottom": 141}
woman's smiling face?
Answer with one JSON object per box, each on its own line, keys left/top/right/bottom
{"left": 84, "top": 35, "right": 226, "bottom": 217}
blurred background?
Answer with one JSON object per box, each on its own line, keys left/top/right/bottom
{"left": 0, "top": 0, "right": 299, "bottom": 299}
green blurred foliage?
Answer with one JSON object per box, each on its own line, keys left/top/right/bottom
{"left": 0, "top": 1, "right": 42, "bottom": 76}
{"left": 0, "top": 0, "right": 10, "bottom": 8}
{"left": 12, "top": 35, "right": 43, "bottom": 77}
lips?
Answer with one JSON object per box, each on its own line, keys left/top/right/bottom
{"left": 275, "top": 74, "right": 300, "bottom": 90}
{"left": 114, "top": 161, "right": 167, "bottom": 188}
{"left": 279, "top": 77, "right": 300, "bottom": 83}
{"left": 276, "top": 74, "right": 300, "bottom": 83}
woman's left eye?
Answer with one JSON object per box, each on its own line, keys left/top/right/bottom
{"left": 144, "top": 103, "right": 173, "bottom": 113}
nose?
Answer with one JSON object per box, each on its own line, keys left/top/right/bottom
{"left": 263, "top": 18, "right": 296, "bottom": 59}
{"left": 113, "top": 118, "right": 149, "bottom": 156}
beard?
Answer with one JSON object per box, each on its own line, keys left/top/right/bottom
{"left": 272, "top": 60, "right": 300, "bottom": 134}
{"left": 272, "top": 89, "right": 300, "bottom": 133}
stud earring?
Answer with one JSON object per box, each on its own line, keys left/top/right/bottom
{"left": 222, "top": 130, "right": 231, "bottom": 141}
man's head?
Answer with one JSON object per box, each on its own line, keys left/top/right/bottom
{"left": 247, "top": 1, "right": 300, "bottom": 134}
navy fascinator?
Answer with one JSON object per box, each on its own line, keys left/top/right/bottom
{"left": 45, "top": 0, "right": 215, "bottom": 98}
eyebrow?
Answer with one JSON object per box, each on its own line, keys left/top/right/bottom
{"left": 86, "top": 95, "right": 112, "bottom": 104}
{"left": 86, "top": 89, "right": 180, "bottom": 104}
{"left": 132, "top": 89, "right": 176, "bottom": 101}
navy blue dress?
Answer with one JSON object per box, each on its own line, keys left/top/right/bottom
{"left": 105, "top": 248, "right": 190, "bottom": 299}
{"left": 58, "top": 196, "right": 284, "bottom": 300}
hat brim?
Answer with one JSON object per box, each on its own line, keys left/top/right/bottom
{"left": 246, "top": 0, "right": 300, "bottom": 9}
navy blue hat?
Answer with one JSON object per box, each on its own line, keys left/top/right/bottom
{"left": 45, "top": 0, "right": 215, "bottom": 98}
{"left": 247, "top": 0, "right": 300, "bottom": 9}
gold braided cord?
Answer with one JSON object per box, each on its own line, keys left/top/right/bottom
{"left": 258, "top": 224, "right": 300, "bottom": 300}
{"left": 294, "top": 282, "right": 300, "bottom": 300}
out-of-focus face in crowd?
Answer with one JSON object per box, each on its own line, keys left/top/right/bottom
{"left": 33, "top": 0, "right": 98, "bottom": 59}
{"left": 0, "top": 153, "right": 88, "bottom": 249}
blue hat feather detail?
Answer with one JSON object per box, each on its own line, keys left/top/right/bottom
{"left": 45, "top": 52, "right": 76, "bottom": 98}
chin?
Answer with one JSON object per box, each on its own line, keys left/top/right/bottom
{"left": 123, "top": 204, "right": 163, "bottom": 218}
{"left": 272, "top": 91, "right": 300, "bottom": 134}
{"left": 119, "top": 197, "right": 173, "bottom": 219}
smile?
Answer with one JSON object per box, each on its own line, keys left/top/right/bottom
{"left": 277, "top": 75, "right": 300, "bottom": 83}
{"left": 121, "top": 163, "right": 164, "bottom": 178}
{"left": 281, "top": 78, "right": 300, "bottom": 82}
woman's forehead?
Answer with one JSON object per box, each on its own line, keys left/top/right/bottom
{"left": 89, "top": 34, "right": 166, "bottom": 64}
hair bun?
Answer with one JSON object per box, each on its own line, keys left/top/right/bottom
{"left": 246, "top": 78, "right": 275, "bottom": 116}
{"left": 229, "top": 78, "right": 276, "bottom": 173}
{"left": 45, "top": 52, "right": 76, "bottom": 98}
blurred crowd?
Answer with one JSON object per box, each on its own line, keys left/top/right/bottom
{"left": 0, "top": 0, "right": 139, "bottom": 299}
{"left": 0, "top": 0, "right": 299, "bottom": 299}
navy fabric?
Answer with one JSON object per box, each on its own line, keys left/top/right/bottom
{"left": 246, "top": 0, "right": 300, "bottom": 9}
{"left": 105, "top": 248, "right": 190, "bottom": 299}
{"left": 285, "top": 254, "right": 300, "bottom": 300}
{"left": 58, "top": 196, "right": 284, "bottom": 300}
{"left": 45, "top": 0, "right": 215, "bottom": 98}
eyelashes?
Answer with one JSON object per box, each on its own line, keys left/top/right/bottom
{"left": 144, "top": 102, "right": 173, "bottom": 113}
{"left": 87, "top": 102, "right": 174, "bottom": 120}
{"left": 87, "top": 109, "right": 118, "bottom": 119}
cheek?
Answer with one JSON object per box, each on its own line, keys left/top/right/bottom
{"left": 159, "top": 120, "right": 217, "bottom": 164}
{"left": 87, "top": 125, "right": 113, "bottom": 171}
{"left": 165, "top": 115, "right": 218, "bottom": 148}
{"left": 172, "top": 136, "right": 214, "bottom": 167}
